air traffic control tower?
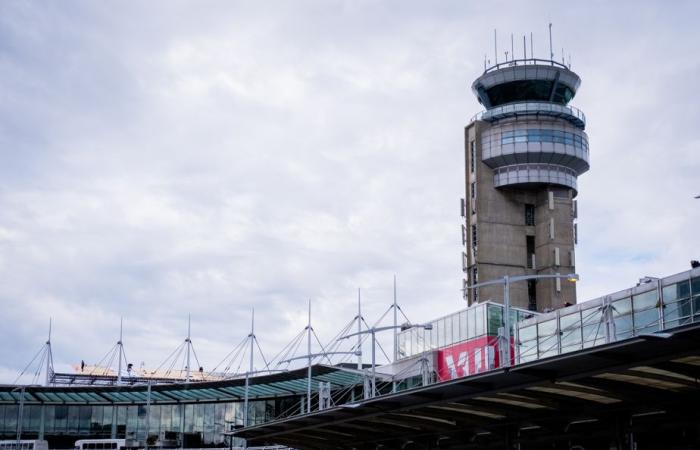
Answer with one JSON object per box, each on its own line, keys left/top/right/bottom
{"left": 462, "top": 56, "right": 589, "bottom": 312}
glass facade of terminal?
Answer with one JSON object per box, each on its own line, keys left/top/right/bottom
{"left": 398, "top": 268, "right": 700, "bottom": 367}
{"left": 517, "top": 269, "right": 700, "bottom": 363}
{"left": 0, "top": 400, "right": 290, "bottom": 447}
{"left": 397, "top": 302, "right": 533, "bottom": 359}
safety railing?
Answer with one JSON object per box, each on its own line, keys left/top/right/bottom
{"left": 515, "top": 267, "right": 700, "bottom": 364}
{"left": 469, "top": 101, "right": 586, "bottom": 127}
{"left": 483, "top": 58, "right": 569, "bottom": 75}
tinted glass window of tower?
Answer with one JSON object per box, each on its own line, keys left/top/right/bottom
{"left": 526, "top": 236, "right": 535, "bottom": 268}
{"left": 527, "top": 280, "right": 537, "bottom": 311}
{"left": 501, "top": 129, "right": 587, "bottom": 151}
{"left": 470, "top": 141, "right": 476, "bottom": 174}
{"left": 525, "top": 204, "right": 535, "bottom": 226}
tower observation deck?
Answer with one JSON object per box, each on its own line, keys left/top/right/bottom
{"left": 463, "top": 57, "right": 588, "bottom": 312}
{"left": 471, "top": 59, "right": 588, "bottom": 194}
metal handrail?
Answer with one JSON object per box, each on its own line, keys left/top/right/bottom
{"left": 469, "top": 101, "right": 586, "bottom": 125}
{"left": 483, "top": 58, "right": 569, "bottom": 75}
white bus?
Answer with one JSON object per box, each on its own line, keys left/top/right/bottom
{"left": 0, "top": 440, "right": 49, "bottom": 450}
{"left": 74, "top": 440, "right": 127, "bottom": 450}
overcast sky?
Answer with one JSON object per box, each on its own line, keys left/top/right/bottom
{"left": 1, "top": 0, "right": 699, "bottom": 383}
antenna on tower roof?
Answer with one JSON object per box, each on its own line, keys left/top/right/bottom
{"left": 548, "top": 23, "right": 554, "bottom": 63}
{"left": 494, "top": 29, "right": 498, "bottom": 64}
{"left": 510, "top": 33, "right": 514, "bottom": 62}
{"left": 523, "top": 35, "right": 526, "bottom": 59}
{"left": 530, "top": 32, "right": 534, "bottom": 60}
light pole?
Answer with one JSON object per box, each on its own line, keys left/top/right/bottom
{"left": 342, "top": 323, "right": 432, "bottom": 398}
{"left": 465, "top": 273, "right": 579, "bottom": 368}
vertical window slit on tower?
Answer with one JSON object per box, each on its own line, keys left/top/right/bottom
{"left": 525, "top": 204, "right": 535, "bottom": 226}
{"left": 527, "top": 280, "right": 537, "bottom": 311}
{"left": 526, "top": 236, "right": 535, "bottom": 268}
{"left": 471, "top": 224, "right": 478, "bottom": 255}
{"left": 470, "top": 140, "right": 476, "bottom": 174}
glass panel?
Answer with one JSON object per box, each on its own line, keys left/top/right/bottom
{"left": 613, "top": 297, "right": 633, "bottom": 340}
{"left": 412, "top": 328, "right": 419, "bottom": 355}
{"left": 444, "top": 317, "right": 453, "bottom": 347}
{"left": 613, "top": 298, "right": 632, "bottom": 316}
{"left": 475, "top": 306, "right": 485, "bottom": 336}
{"left": 203, "top": 403, "right": 214, "bottom": 440}
{"left": 194, "top": 404, "right": 204, "bottom": 433}
{"left": 66, "top": 405, "right": 79, "bottom": 433}
{"left": 633, "top": 290, "right": 658, "bottom": 310}
{"left": 537, "top": 319, "right": 558, "bottom": 357}
{"left": 634, "top": 308, "right": 659, "bottom": 334}
{"left": 4, "top": 405, "right": 17, "bottom": 434}
{"left": 102, "top": 405, "right": 113, "bottom": 433}
{"left": 487, "top": 304, "right": 503, "bottom": 336}
{"left": 692, "top": 276, "right": 700, "bottom": 296}
{"left": 614, "top": 315, "right": 634, "bottom": 340}
{"left": 79, "top": 405, "right": 91, "bottom": 433}
{"left": 161, "top": 404, "right": 172, "bottom": 432}
{"left": 467, "top": 308, "right": 476, "bottom": 338}
{"left": 692, "top": 277, "right": 700, "bottom": 319}
{"left": 582, "top": 321, "right": 605, "bottom": 347}
{"left": 560, "top": 312, "right": 582, "bottom": 353}
{"left": 126, "top": 405, "right": 137, "bottom": 438}
{"left": 459, "top": 311, "right": 467, "bottom": 343}
{"left": 452, "top": 314, "right": 460, "bottom": 343}
{"left": 663, "top": 281, "right": 691, "bottom": 303}
{"left": 398, "top": 332, "right": 406, "bottom": 358}
{"left": 184, "top": 404, "right": 194, "bottom": 433}
{"left": 45, "top": 405, "right": 55, "bottom": 434}
{"left": 137, "top": 405, "right": 147, "bottom": 437}
{"left": 117, "top": 406, "right": 127, "bottom": 437}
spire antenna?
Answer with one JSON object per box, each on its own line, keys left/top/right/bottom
{"left": 494, "top": 29, "right": 498, "bottom": 64}
{"left": 549, "top": 23, "right": 554, "bottom": 63}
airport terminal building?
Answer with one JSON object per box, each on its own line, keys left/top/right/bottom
{"left": 1, "top": 265, "right": 700, "bottom": 449}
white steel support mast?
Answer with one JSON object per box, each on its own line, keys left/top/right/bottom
{"left": 306, "top": 300, "right": 312, "bottom": 414}
{"left": 44, "top": 319, "right": 54, "bottom": 386}
{"left": 117, "top": 318, "right": 124, "bottom": 384}
{"left": 357, "top": 289, "right": 362, "bottom": 370}
{"left": 243, "top": 308, "right": 255, "bottom": 428}
{"left": 393, "top": 276, "right": 398, "bottom": 362}
{"left": 185, "top": 315, "right": 191, "bottom": 383}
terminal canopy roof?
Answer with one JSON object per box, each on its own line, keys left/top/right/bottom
{"left": 0, "top": 365, "right": 363, "bottom": 405}
{"left": 238, "top": 324, "right": 700, "bottom": 449}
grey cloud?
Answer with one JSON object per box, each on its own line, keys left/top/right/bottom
{"left": 1, "top": 0, "right": 699, "bottom": 381}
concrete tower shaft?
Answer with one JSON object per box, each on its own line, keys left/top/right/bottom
{"left": 463, "top": 60, "right": 587, "bottom": 312}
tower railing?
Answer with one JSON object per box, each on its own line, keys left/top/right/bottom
{"left": 483, "top": 58, "right": 569, "bottom": 75}
{"left": 469, "top": 101, "right": 586, "bottom": 126}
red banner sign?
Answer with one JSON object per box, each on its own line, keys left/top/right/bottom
{"left": 436, "top": 336, "right": 511, "bottom": 381}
